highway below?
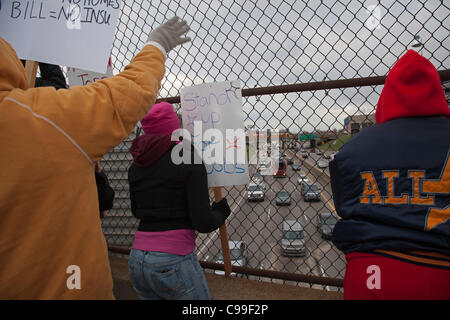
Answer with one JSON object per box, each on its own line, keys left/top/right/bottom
{"left": 196, "top": 147, "right": 346, "bottom": 290}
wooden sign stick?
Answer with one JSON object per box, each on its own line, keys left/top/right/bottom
{"left": 213, "top": 187, "right": 232, "bottom": 277}
{"left": 24, "top": 60, "right": 39, "bottom": 88}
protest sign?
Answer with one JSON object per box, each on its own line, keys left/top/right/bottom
{"left": 67, "top": 58, "right": 114, "bottom": 86}
{"left": 180, "top": 80, "right": 249, "bottom": 188}
{"left": 0, "top": 0, "right": 122, "bottom": 73}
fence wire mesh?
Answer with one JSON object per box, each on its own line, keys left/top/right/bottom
{"left": 99, "top": 0, "right": 450, "bottom": 290}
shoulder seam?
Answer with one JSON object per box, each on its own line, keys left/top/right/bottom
{"left": 3, "top": 97, "right": 94, "bottom": 166}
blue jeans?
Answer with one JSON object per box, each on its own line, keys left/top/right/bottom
{"left": 128, "top": 249, "right": 211, "bottom": 300}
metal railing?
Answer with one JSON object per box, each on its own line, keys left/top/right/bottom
{"left": 102, "top": 0, "right": 450, "bottom": 291}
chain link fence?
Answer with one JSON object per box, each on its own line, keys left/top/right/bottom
{"left": 100, "top": 0, "right": 450, "bottom": 290}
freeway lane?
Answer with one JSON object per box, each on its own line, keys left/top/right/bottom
{"left": 195, "top": 150, "right": 346, "bottom": 287}
{"left": 288, "top": 149, "right": 346, "bottom": 281}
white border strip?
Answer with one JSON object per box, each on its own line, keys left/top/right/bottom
{"left": 4, "top": 97, "right": 94, "bottom": 166}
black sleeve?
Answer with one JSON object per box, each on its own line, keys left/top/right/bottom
{"left": 35, "top": 63, "right": 67, "bottom": 89}
{"left": 95, "top": 169, "right": 115, "bottom": 212}
{"left": 128, "top": 165, "right": 138, "bottom": 218}
{"left": 185, "top": 163, "right": 231, "bottom": 233}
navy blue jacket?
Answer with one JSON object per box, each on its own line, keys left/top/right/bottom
{"left": 330, "top": 116, "right": 450, "bottom": 256}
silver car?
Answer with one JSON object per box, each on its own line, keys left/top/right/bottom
{"left": 214, "top": 240, "right": 247, "bottom": 277}
{"left": 317, "top": 212, "right": 338, "bottom": 240}
{"left": 276, "top": 189, "right": 291, "bottom": 206}
{"left": 301, "top": 182, "right": 321, "bottom": 202}
{"left": 318, "top": 160, "right": 328, "bottom": 168}
{"left": 297, "top": 173, "right": 309, "bottom": 186}
{"left": 281, "top": 220, "right": 306, "bottom": 257}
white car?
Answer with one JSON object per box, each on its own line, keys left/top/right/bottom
{"left": 297, "top": 173, "right": 309, "bottom": 186}
{"left": 247, "top": 183, "right": 265, "bottom": 202}
{"left": 318, "top": 160, "right": 328, "bottom": 168}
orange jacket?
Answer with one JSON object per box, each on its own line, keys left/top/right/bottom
{"left": 0, "top": 38, "right": 165, "bottom": 299}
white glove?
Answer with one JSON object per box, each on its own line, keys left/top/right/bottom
{"left": 147, "top": 16, "right": 191, "bottom": 60}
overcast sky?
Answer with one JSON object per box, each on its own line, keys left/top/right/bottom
{"left": 113, "top": 0, "right": 449, "bottom": 132}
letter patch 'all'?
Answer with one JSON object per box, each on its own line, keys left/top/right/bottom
{"left": 359, "top": 154, "right": 450, "bottom": 231}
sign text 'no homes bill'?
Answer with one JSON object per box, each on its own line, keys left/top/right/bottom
{"left": 0, "top": 0, "right": 122, "bottom": 73}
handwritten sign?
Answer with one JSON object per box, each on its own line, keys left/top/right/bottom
{"left": 0, "top": 0, "right": 122, "bottom": 73}
{"left": 67, "top": 58, "right": 113, "bottom": 86}
{"left": 180, "top": 81, "right": 249, "bottom": 187}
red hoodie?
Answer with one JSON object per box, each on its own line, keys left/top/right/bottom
{"left": 376, "top": 50, "right": 450, "bottom": 123}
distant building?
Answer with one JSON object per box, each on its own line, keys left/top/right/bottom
{"left": 344, "top": 114, "right": 376, "bottom": 134}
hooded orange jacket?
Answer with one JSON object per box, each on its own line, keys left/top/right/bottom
{"left": 0, "top": 38, "right": 165, "bottom": 299}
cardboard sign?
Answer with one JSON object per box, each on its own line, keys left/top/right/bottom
{"left": 67, "top": 59, "right": 114, "bottom": 86}
{"left": 180, "top": 81, "right": 249, "bottom": 187}
{"left": 0, "top": 0, "right": 122, "bottom": 73}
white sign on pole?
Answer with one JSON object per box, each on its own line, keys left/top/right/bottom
{"left": 0, "top": 0, "right": 122, "bottom": 74}
{"left": 180, "top": 81, "right": 249, "bottom": 187}
{"left": 67, "top": 59, "right": 114, "bottom": 87}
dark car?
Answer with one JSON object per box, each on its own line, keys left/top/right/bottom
{"left": 316, "top": 212, "right": 338, "bottom": 239}
{"left": 286, "top": 157, "right": 294, "bottom": 165}
{"left": 292, "top": 163, "right": 301, "bottom": 171}
{"left": 274, "top": 158, "right": 287, "bottom": 178}
{"left": 276, "top": 189, "right": 291, "bottom": 206}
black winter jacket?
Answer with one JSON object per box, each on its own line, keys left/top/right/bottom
{"left": 128, "top": 133, "right": 231, "bottom": 233}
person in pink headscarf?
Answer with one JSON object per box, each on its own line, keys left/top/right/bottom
{"left": 127, "top": 102, "right": 231, "bottom": 300}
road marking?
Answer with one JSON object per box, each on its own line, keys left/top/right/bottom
{"left": 294, "top": 151, "right": 340, "bottom": 219}
{"left": 319, "top": 190, "right": 340, "bottom": 218}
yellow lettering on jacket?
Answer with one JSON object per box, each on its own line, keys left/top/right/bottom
{"left": 358, "top": 154, "right": 449, "bottom": 232}
{"left": 423, "top": 156, "right": 450, "bottom": 230}
{"left": 360, "top": 172, "right": 383, "bottom": 204}
{"left": 423, "top": 156, "right": 450, "bottom": 194}
{"left": 383, "top": 171, "right": 408, "bottom": 204}
{"left": 426, "top": 207, "right": 450, "bottom": 231}
{"left": 408, "top": 171, "right": 434, "bottom": 205}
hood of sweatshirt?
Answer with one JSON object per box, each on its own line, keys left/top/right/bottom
{"left": 0, "top": 37, "right": 28, "bottom": 94}
{"left": 130, "top": 133, "right": 176, "bottom": 167}
{"left": 375, "top": 49, "right": 449, "bottom": 124}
